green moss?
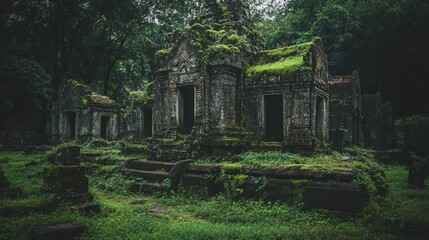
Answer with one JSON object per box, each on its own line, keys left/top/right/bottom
{"left": 160, "top": 7, "right": 262, "bottom": 69}
{"left": 208, "top": 44, "right": 240, "bottom": 55}
{"left": 155, "top": 47, "right": 173, "bottom": 58}
{"left": 81, "top": 96, "right": 88, "bottom": 106}
{"left": 394, "top": 115, "right": 429, "bottom": 127}
{"left": 222, "top": 163, "right": 244, "bottom": 171}
{"left": 219, "top": 3, "right": 229, "bottom": 13}
{"left": 246, "top": 40, "right": 317, "bottom": 78}
{"left": 246, "top": 55, "right": 311, "bottom": 78}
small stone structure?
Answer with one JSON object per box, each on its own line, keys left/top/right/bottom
{"left": 51, "top": 80, "right": 119, "bottom": 141}
{"left": 43, "top": 146, "right": 92, "bottom": 203}
{"left": 328, "top": 71, "right": 362, "bottom": 148}
{"left": 149, "top": 0, "right": 329, "bottom": 158}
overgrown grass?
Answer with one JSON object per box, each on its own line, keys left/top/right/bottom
{"left": 1, "top": 148, "right": 428, "bottom": 239}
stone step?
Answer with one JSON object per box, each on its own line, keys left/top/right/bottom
{"left": 122, "top": 169, "right": 169, "bottom": 182}
{"left": 248, "top": 142, "right": 283, "bottom": 152}
{"left": 130, "top": 181, "right": 164, "bottom": 193}
{"left": 127, "top": 160, "right": 175, "bottom": 172}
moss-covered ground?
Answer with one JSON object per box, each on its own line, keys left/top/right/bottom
{"left": 1, "top": 145, "right": 428, "bottom": 239}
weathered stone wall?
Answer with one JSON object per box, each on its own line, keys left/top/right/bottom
{"left": 124, "top": 160, "right": 373, "bottom": 212}
{"left": 329, "top": 71, "right": 362, "bottom": 147}
{"left": 381, "top": 102, "right": 393, "bottom": 149}
{"left": 244, "top": 39, "right": 330, "bottom": 152}
{"left": 362, "top": 93, "right": 382, "bottom": 148}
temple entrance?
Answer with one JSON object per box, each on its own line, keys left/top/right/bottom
{"left": 143, "top": 108, "right": 153, "bottom": 137}
{"left": 100, "top": 116, "right": 111, "bottom": 139}
{"left": 265, "top": 94, "right": 283, "bottom": 142}
{"left": 66, "top": 112, "right": 76, "bottom": 139}
{"left": 178, "top": 85, "right": 195, "bottom": 134}
{"left": 316, "top": 96, "right": 326, "bottom": 139}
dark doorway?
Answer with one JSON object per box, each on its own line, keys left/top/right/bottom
{"left": 316, "top": 96, "right": 325, "bottom": 139}
{"left": 100, "top": 116, "right": 111, "bottom": 139}
{"left": 178, "top": 85, "right": 194, "bottom": 134}
{"left": 67, "top": 112, "right": 76, "bottom": 139}
{"left": 265, "top": 94, "right": 283, "bottom": 142}
{"left": 143, "top": 108, "right": 153, "bottom": 137}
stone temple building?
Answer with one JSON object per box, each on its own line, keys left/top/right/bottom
{"left": 51, "top": 80, "right": 119, "bottom": 141}
{"left": 148, "top": 0, "right": 330, "bottom": 159}
{"left": 328, "top": 71, "right": 362, "bottom": 147}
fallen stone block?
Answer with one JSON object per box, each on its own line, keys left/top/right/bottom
{"left": 303, "top": 182, "right": 369, "bottom": 212}
{"left": 29, "top": 223, "right": 86, "bottom": 240}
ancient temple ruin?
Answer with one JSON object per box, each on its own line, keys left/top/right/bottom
{"left": 329, "top": 71, "right": 362, "bottom": 147}
{"left": 148, "top": 0, "right": 329, "bottom": 159}
{"left": 51, "top": 80, "right": 119, "bottom": 141}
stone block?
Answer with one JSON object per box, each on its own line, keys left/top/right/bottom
{"left": 408, "top": 166, "right": 426, "bottom": 188}
{"left": 182, "top": 174, "right": 220, "bottom": 198}
{"left": 29, "top": 223, "right": 86, "bottom": 240}
{"left": 53, "top": 146, "right": 81, "bottom": 165}
{"left": 303, "top": 182, "right": 369, "bottom": 212}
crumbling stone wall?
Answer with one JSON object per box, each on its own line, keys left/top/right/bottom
{"left": 244, "top": 38, "right": 330, "bottom": 152}
{"left": 381, "top": 102, "right": 393, "bottom": 149}
{"left": 362, "top": 93, "right": 382, "bottom": 148}
{"left": 328, "top": 71, "right": 362, "bottom": 147}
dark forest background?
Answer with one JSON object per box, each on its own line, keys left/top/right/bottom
{"left": 1, "top": 0, "right": 428, "bottom": 134}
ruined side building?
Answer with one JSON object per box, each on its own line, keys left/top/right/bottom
{"left": 148, "top": 0, "right": 329, "bottom": 159}
{"left": 51, "top": 80, "right": 119, "bottom": 141}
{"left": 361, "top": 93, "right": 393, "bottom": 149}
{"left": 328, "top": 71, "right": 362, "bottom": 147}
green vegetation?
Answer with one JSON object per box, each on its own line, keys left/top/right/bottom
{"left": 81, "top": 96, "right": 89, "bottom": 106}
{"left": 155, "top": 1, "right": 262, "bottom": 74}
{"left": 199, "top": 147, "right": 387, "bottom": 197}
{"left": 394, "top": 115, "right": 429, "bottom": 127}
{"left": 1, "top": 147, "right": 429, "bottom": 239}
{"left": 155, "top": 47, "right": 173, "bottom": 58}
{"left": 246, "top": 39, "right": 317, "bottom": 78}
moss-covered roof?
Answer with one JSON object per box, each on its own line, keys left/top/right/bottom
{"left": 246, "top": 38, "right": 321, "bottom": 79}
{"left": 63, "top": 79, "right": 118, "bottom": 108}
{"left": 86, "top": 93, "right": 117, "bottom": 107}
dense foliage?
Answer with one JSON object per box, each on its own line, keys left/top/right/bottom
{"left": 1, "top": 0, "right": 428, "bottom": 130}
{"left": 256, "top": 0, "right": 429, "bottom": 116}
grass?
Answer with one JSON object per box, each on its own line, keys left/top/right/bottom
{"left": 384, "top": 166, "right": 429, "bottom": 222}
{"left": 246, "top": 39, "right": 317, "bottom": 79}
{"left": 1, "top": 148, "right": 428, "bottom": 239}
{"left": 198, "top": 148, "right": 383, "bottom": 174}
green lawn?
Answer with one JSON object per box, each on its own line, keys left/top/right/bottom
{"left": 0, "top": 149, "right": 427, "bottom": 240}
